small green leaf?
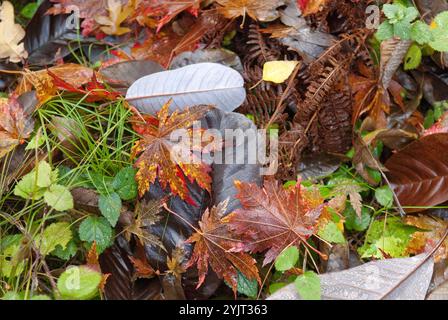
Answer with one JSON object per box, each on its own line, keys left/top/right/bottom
{"left": 20, "top": 2, "right": 39, "bottom": 19}
{"left": 44, "top": 184, "right": 74, "bottom": 211}
{"left": 57, "top": 266, "right": 102, "bottom": 300}
{"left": 375, "top": 185, "right": 394, "bottom": 207}
{"left": 275, "top": 246, "right": 299, "bottom": 271}
{"left": 78, "top": 216, "right": 113, "bottom": 252}
{"left": 383, "top": 4, "right": 403, "bottom": 23}
{"left": 430, "top": 12, "right": 448, "bottom": 52}
{"left": 36, "top": 222, "right": 73, "bottom": 255}
{"left": 344, "top": 205, "right": 371, "bottom": 232}
{"left": 269, "top": 282, "right": 287, "bottom": 294}
{"left": 411, "top": 21, "right": 433, "bottom": 45}
{"left": 52, "top": 240, "right": 78, "bottom": 260}
{"left": 13, "top": 172, "right": 45, "bottom": 200}
{"left": 294, "top": 271, "right": 321, "bottom": 300}
{"left": 99, "top": 192, "right": 122, "bottom": 227}
{"left": 376, "top": 21, "right": 394, "bottom": 41}
{"left": 36, "top": 161, "right": 53, "bottom": 188}
{"left": 404, "top": 44, "right": 422, "bottom": 70}
{"left": 318, "top": 222, "right": 345, "bottom": 244}
{"left": 112, "top": 167, "right": 138, "bottom": 200}
{"left": 25, "top": 129, "right": 45, "bottom": 150}
{"left": 394, "top": 20, "right": 412, "bottom": 39}
{"left": 236, "top": 271, "right": 258, "bottom": 299}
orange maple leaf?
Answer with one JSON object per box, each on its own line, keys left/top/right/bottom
{"left": 185, "top": 199, "right": 261, "bottom": 295}
{"left": 131, "top": 100, "right": 213, "bottom": 204}
{"left": 226, "top": 179, "right": 325, "bottom": 266}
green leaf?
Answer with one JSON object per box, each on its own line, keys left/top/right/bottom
{"left": 89, "top": 172, "right": 114, "bottom": 194}
{"left": 429, "top": 12, "right": 448, "bottom": 52}
{"left": 36, "top": 222, "right": 73, "bottom": 255}
{"left": 358, "top": 216, "right": 420, "bottom": 259}
{"left": 294, "top": 271, "right": 321, "bottom": 300}
{"left": 25, "top": 129, "right": 45, "bottom": 150}
{"left": 44, "top": 184, "right": 74, "bottom": 211}
{"left": 1, "top": 291, "right": 25, "bottom": 300}
{"left": 376, "top": 21, "right": 394, "bottom": 41}
{"left": 383, "top": 4, "right": 404, "bottom": 23}
{"left": 0, "top": 235, "right": 25, "bottom": 278}
{"left": 269, "top": 282, "right": 287, "bottom": 294}
{"left": 275, "top": 246, "right": 299, "bottom": 271}
{"left": 404, "top": 43, "right": 422, "bottom": 70}
{"left": 411, "top": 21, "right": 433, "bottom": 45}
{"left": 57, "top": 266, "right": 102, "bottom": 300}
{"left": 344, "top": 205, "right": 371, "bottom": 232}
{"left": 236, "top": 271, "right": 258, "bottom": 299}
{"left": 403, "top": 7, "right": 419, "bottom": 23}
{"left": 30, "top": 294, "right": 51, "bottom": 300}
{"left": 394, "top": 20, "right": 412, "bottom": 39}
{"left": 99, "top": 192, "right": 122, "bottom": 227}
{"left": 52, "top": 240, "right": 78, "bottom": 260}
{"left": 36, "top": 161, "right": 53, "bottom": 188}
{"left": 13, "top": 172, "right": 45, "bottom": 200}
{"left": 20, "top": 2, "right": 39, "bottom": 19}
{"left": 112, "top": 167, "right": 138, "bottom": 200}
{"left": 318, "top": 221, "right": 346, "bottom": 244}
{"left": 78, "top": 216, "right": 113, "bottom": 252}
{"left": 375, "top": 185, "right": 394, "bottom": 207}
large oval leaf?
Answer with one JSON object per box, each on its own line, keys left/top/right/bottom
{"left": 385, "top": 133, "right": 448, "bottom": 210}
{"left": 125, "top": 63, "right": 246, "bottom": 113}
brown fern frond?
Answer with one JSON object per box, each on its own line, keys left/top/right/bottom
{"left": 245, "top": 23, "right": 281, "bottom": 65}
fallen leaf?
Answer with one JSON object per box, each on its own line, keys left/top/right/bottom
{"left": 300, "top": 0, "right": 329, "bottom": 16}
{"left": 186, "top": 199, "right": 261, "bottom": 294}
{"left": 216, "top": 0, "right": 285, "bottom": 22}
{"left": 0, "top": 1, "right": 28, "bottom": 63}
{"left": 131, "top": 100, "right": 212, "bottom": 203}
{"left": 0, "top": 96, "right": 34, "bottom": 159}
{"left": 262, "top": 61, "right": 299, "bottom": 84}
{"left": 227, "top": 179, "right": 325, "bottom": 266}
{"left": 95, "top": 0, "right": 133, "bottom": 36}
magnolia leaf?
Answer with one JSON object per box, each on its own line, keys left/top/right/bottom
{"left": 0, "top": 1, "right": 28, "bottom": 62}
{"left": 57, "top": 266, "right": 102, "bottom": 300}
{"left": 263, "top": 61, "right": 299, "bottom": 84}
{"left": 269, "top": 254, "right": 434, "bottom": 300}
{"left": 126, "top": 63, "right": 246, "bottom": 114}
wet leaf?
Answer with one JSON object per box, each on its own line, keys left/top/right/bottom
{"left": 0, "top": 1, "right": 28, "bottom": 63}
{"left": 216, "top": 0, "right": 285, "bottom": 22}
{"left": 57, "top": 266, "right": 102, "bottom": 300}
{"left": 262, "top": 61, "right": 299, "bottom": 84}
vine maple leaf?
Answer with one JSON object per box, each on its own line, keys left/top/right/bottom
{"left": 216, "top": 0, "right": 285, "bottom": 22}
{"left": 185, "top": 199, "right": 261, "bottom": 294}
{"left": 120, "top": 199, "right": 165, "bottom": 251}
{"left": 0, "top": 1, "right": 28, "bottom": 63}
{"left": 131, "top": 100, "right": 212, "bottom": 203}
{"left": 0, "top": 96, "right": 34, "bottom": 159}
{"left": 226, "top": 179, "right": 325, "bottom": 266}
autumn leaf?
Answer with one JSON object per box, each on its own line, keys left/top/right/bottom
{"left": 166, "top": 245, "right": 187, "bottom": 279}
{"left": 299, "top": 0, "right": 329, "bottom": 16}
{"left": 0, "top": 96, "right": 34, "bottom": 159}
{"left": 16, "top": 64, "right": 93, "bottom": 105}
{"left": 186, "top": 199, "right": 261, "bottom": 294}
{"left": 95, "top": 0, "right": 134, "bottom": 36}
{"left": 130, "top": 100, "right": 213, "bottom": 204}
{"left": 405, "top": 215, "right": 448, "bottom": 262}
{"left": 0, "top": 1, "right": 28, "bottom": 63}
{"left": 120, "top": 199, "right": 165, "bottom": 251}
{"left": 226, "top": 179, "right": 325, "bottom": 266}
{"left": 216, "top": 0, "right": 285, "bottom": 23}
{"left": 129, "top": 241, "right": 156, "bottom": 280}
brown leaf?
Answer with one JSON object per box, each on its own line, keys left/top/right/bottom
{"left": 0, "top": 1, "right": 28, "bottom": 63}
{"left": 186, "top": 199, "right": 261, "bottom": 294}
{"left": 300, "top": 0, "right": 329, "bottom": 16}
{"left": 385, "top": 133, "right": 448, "bottom": 211}
{"left": 131, "top": 100, "right": 212, "bottom": 204}
{"left": 0, "top": 96, "right": 34, "bottom": 160}
{"left": 227, "top": 179, "right": 325, "bottom": 266}
{"left": 94, "top": 0, "right": 134, "bottom": 35}
{"left": 216, "top": 0, "right": 285, "bottom": 22}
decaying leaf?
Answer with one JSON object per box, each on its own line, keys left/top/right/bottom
{"left": 226, "top": 179, "right": 325, "bottom": 266}
{"left": 0, "top": 1, "right": 28, "bottom": 63}
{"left": 131, "top": 100, "right": 213, "bottom": 203}
{"left": 186, "top": 199, "right": 261, "bottom": 294}
{"left": 0, "top": 96, "right": 34, "bottom": 159}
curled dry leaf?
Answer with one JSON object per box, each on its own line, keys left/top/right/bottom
{"left": 131, "top": 100, "right": 213, "bottom": 203}
{"left": 186, "top": 199, "right": 261, "bottom": 295}
{"left": 0, "top": 96, "right": 34, "bottom": 160}
{"left": 95, "top": 0, "right": 134, "bottom": 36}
{"left": 226, "top": 179, "right": 325, "bottom": 266}
{"left": 0, "top": 1, "right": 28, "bottom": 63}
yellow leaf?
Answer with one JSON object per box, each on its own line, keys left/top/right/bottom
{"left": 95, "top": 0, "right": 133, "bottom": 36}
{"left": 262, "top": 61, "right": 299, "bottom": 84}
{"left": 0, "top": 1, "right": 28, "bottom": 63}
